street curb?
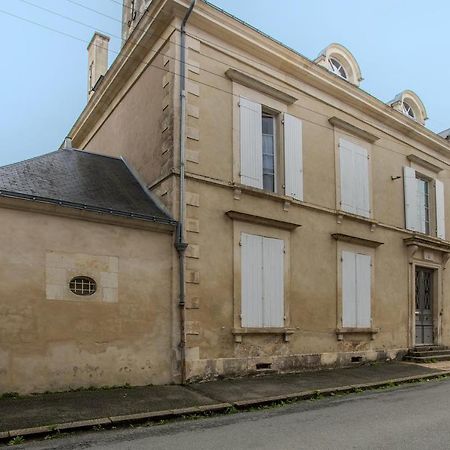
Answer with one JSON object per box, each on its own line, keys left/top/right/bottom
{"left": 230, "top": 370, "right": 450, "bottom": 408}
{"left": 2, "top": 371, "right": 450, "bottom": 441}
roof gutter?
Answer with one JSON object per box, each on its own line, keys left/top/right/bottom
{"left": 0, "top": 190, "right": 177, "bottom": 226}
{"left": 176, "top": 0, "right": 196, "bottom": 385}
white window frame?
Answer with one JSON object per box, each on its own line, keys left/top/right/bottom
{"left": 262, "top": 112, "right": 277, "bottom": 193}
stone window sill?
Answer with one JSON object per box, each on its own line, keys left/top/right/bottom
{"left": 336, "top": 327, "right": 379, "bottom": 341}
{"left": 232, "top": 328, "right": 295, "bottom": 343}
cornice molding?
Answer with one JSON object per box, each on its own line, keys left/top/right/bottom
{"left": 331, "top": 233, "right": 383, "bottom": 248}
{"left": 329, "top": 116, "right": 379, "bottom": 143}
{"left": 407, "top": 154, "right": 444, "bottom": 173}
{"left": 226, "top": 210, "right": 301, "bottom": 231}
{"left": 70, "top": 0, "right": 450, "bottom": 160}
{"left": 404, "top": 235, "right": 450, "bottom": 253}
{"left": 225, "top": 69, "right": 297, "bottom": 104}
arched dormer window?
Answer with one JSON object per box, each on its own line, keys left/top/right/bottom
{"left": 388, "top": 90, "right": 427, "bottom": 125}
{"left": 314, "top": 43, "right": 362, "bottom": 86}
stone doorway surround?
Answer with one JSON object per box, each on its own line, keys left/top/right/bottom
{"left": 404, "top": 235, "right": 450, "bottom": 348}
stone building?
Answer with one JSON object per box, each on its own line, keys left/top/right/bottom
{"left": 2, "top": 0, "right": 450, "bottom": 393}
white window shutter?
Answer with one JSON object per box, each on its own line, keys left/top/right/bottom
{"left": 339, "top": 139, "right": 356, "bottom": 214}
{"left": 354, "top": 146, "right": 370, "bottom": 217}
{"left": 262, "top": 237, "right": 284, "bottom": 327}
{"left": 436, "top": 179, "right": 445, "bottom": 239}
{"left": 241, "top": 233, "right": 263, "bottom": 327}
{"left": 239, "top": 97, "right": 263, "bottom": 188}
{"left": 284, "top": 114, "right": 303, "bottom": 200}
{"left": 342, "top": 250, "right": 357, "bottom": 327}
{"left": 403, "top": 166, "right": 417, "bottom": 231}
{"left": 356, "top": 254, "right": 371, "bottom": 328}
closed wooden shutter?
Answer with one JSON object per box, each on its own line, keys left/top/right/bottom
{"left": 284, "top": 113, "right": 303, "bottom": 200}
{"left": 356, "top": 254, "right": 371, "bottom": 328}
{"left": 342, "top": 250, "right": 357, "bottom": 327}
{"left": 339, "top": 139, "right": 370, "bottom": 217}
{"left": 342, "top": 251, "right": 372, "bottom": 328}
{"left": 241, "top": 233, "right": 284, "bottom": 328}
{"left": 435, "top": 179, "right": 445, "bottom": 239}
{"left": 262, "top": 237, "right": 284, "bottom": 327}
{"left": 239, "top": 97, "right": 263, "bottom": 188}
{"left": 403, "top": 166, "right": 417, "bottom": 231}
{"left": 339, "top": 140, "right": 355, "bottom": 214}
{"left": 241, "top": 233, "right": 263, "bottom": 327}
{"left": 354, "top": 146, "right": 370, "bottom": 217}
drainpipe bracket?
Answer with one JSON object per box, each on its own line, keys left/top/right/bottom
{"left": 175, "top": 241, "right": 188, "bottom": 253}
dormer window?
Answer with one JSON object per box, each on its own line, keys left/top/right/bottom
{"left": 314, "top": 43, "right": 362, "bottom": 86}
{"left": 388, "top": 91, "right": 427, "bottom": 126}
{"left": 329, "top": 58, "right": 347, "bottom": 80}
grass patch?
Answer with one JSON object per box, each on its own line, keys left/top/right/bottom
{"left": 7, "top": 436, "right": 25, "bottom": 446}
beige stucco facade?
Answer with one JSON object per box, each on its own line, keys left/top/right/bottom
{"left": 4, "top": 0, "right": 450, "bottom": 394}
{"left": 68, "top": 0, "right": 450, "bottom": 382}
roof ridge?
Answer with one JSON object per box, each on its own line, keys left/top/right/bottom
{"left": 69, "top": 148, "right": 123, "bottom": 161}
{"left": 0, "top": 150, "right": 60, "bottom": 170}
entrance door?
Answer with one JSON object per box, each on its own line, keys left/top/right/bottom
{"left": 415, "top": 267, "right": 434, "bottom": 345}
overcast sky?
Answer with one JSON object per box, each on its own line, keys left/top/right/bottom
{"left": 1, "top": 0, "right": 449, "bottom": 166}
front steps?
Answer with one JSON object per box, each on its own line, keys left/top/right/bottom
{"left": 404, "top": 345, "right": 450, "bottom": 363}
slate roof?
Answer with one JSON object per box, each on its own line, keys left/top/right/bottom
{"left": 0, "top": 149, "right": 175, "bottom": 225}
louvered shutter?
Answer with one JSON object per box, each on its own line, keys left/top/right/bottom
{"left": 262, "top": 237, "right": 284, "bottom": 327}
{"left": 436, "top": 179, "right": 445, "bottom": 240}
{"left": 356, "top": 254, "right": 371, "bottom": 328}
{"left": 403, "top": 166, "right": 417, "bottom": 231}
{"left": 239, "top": 97, "right": 263, "bottom": 188}
{"left": 241, "top": 233, "right": 263, "bottom": 327}
{"left": 342, "top": 250, "right": 357, "bottom": 327}
{"left": 284, "top": 114, "right": 303, "bottom": 200}
{"left": 354, "top": 146, "right": 370, "bottom": 217}
{"left": 339, "top": 139, "right": 356, "bottom": 214}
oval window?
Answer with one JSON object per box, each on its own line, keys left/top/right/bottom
{"left": 69, "top": 276, "right": 97, "bottom": 296}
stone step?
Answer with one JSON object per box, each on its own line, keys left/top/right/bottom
{"left": 408, "top": 349, "right": 450, "bottom": 357}
{"left": 412, "top": 345, "right": 448, "bottom": 352}
{"left": 404, "top": 354, "right": 450, "bottom": 363}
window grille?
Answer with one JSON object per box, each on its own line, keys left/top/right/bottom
{"left": 69, "top": 277, "right": 97, "bottom": 296}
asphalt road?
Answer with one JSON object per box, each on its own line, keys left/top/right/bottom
{"left": 22, "top": 378, "right": 450, "bottom": 450}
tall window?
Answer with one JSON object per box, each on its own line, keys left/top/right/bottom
{"left": 416, "top": 176, "right": 430, "bottom": 234}
{"left": 262, "top": 113, "right": 276, "bottom": 192}
{"left": 403, "top": 166, "right": 445, "bottom": 239}
{"left": 239, "top": 96, "right": 303, "bottom": 200}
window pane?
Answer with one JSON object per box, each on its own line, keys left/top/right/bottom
{"left": 263, "top": 174, "right": 274, "bottom": 192}
{"left": 416, "top": 178, "right": 430, "bottom": 234}
{"left": 262, "top": 115, "right": 275, "bottom": 192}
{"left": 262, "top": 115, "right": 274, "bottom": 134}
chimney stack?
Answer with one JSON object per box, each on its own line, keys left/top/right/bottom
{"left": 87, "top": 32, "right": 110, "bottom": 99}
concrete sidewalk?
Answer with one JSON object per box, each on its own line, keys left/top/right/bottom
{"left": 1, "top": 361, "right": 449, "bottom": 441}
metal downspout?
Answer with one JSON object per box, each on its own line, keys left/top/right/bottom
{"left": 176, "top": 0, "right": 196, "bottom": 385}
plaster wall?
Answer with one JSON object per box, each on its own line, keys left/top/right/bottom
{"left": 0, "top": 207, "right": 174, "bottom": 394}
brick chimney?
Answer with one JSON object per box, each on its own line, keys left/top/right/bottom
{"left": 87, "top": 32, "right": 110, "bottom": 99}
